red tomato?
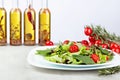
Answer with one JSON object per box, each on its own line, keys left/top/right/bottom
{"left": 63, "top": 40, "right": 70, "bottom": 44}
{"left": 69, "top": 45, "right": 79, "bottom": 53}
{"left": 81, "top": 40, "right": 89, "bottom": 46}
{"left": 84, "top": 26, "right": 93, "bottom": 36}
{"left": 45, "top": 41, "right": 54, "bottom": 46}
{"left": 112, "top": 48, "right": 120, "bottom": 53}
{"left": 95, "top": 40, "right": 102, "bottom": 46}
{"left": 90, "top": 54, "right": 99, "bottom": 63}
{"left": 89, "top": 42, "right": 95, "bottom": 46}
{"left": 101, "top": 44, "right": 108, "bottom": 49}
{"left": 110, "top": 43, "right": 119, "bottom": 49}
{"left": 89, "top": 36, "right": 95, "bottom": 43}
{"left": 119, "top": 45, "right": 120, "bottom": 49}
{"left": 114, "top": 43, "right": 119, "bottom": 48}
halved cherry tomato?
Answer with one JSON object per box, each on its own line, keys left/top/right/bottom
{"left": 69, "top": 45, "right": 79, "bottom": 53}
{"left": 90, "top": 54, "right": 99, "bottom": 63}
{"left": 45, "top": 41, "right": 54, "bottom": 46}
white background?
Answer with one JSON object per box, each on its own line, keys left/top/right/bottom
{"left": 3, "top": 0, "right": 120, "bottom": 43}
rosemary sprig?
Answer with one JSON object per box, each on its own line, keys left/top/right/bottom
{"left": 91, "top": 25, "right": 120, "bottom": 44}
{"left": 99, "top": 66, "right": 120, "bottom": 75}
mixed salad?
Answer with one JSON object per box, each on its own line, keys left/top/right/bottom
{"left": 36, "top": 41, "right": 114, "bottom": 65}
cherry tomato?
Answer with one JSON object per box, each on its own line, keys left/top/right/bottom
{"left": 112, "top": 48, "right": 120, "bottom": 53}
{"left": 95, "top": 40, "right": 102, "bottom": 46}
{"left": 81, "top": 40, "right": 89, "bottom": 46}
{"left": 69, "top": 45, "right": 79, "bottom": 53}
{"left": 84, "top": 26, "right": 93, "bottom": 36}
{"left": 45, "top": 41, "right": 54, "bottom": 46}
{"left": 119, "top": 45, "right": 120, "bottom": 49}
{"left": 89, "top": 36, "right": 95, "bottom": 43}
{"left": 90, "top": 54, "right": 99, "bottom": 63}
{"left": 63, "top": 40, "right": 70, "bottom": 44}
{"left": 101, "top": 44, "right": 108, "bottom": 49}
{"left": 89, "top": 42, "right": 95, "bottom": 46}
{"left": 110, "top": 43, "right": 119, "bottom": 49}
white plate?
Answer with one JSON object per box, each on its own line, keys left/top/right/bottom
{"left": 27, "top": 46, "right": 120, "bottom": 70}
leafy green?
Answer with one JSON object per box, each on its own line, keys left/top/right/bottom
{"left": 79, "top": 46, "right": 92, "bottom": 55}
{"left": 36, "top": 49, "right": 52, "bottom": 56}
{"left": 99, "top": 54, "right": 107, "bottom": 63}
{"left": 98, "top": 47, "right": 110, "bottom": 55}
{"left": 45, "top": 55, "right": 63, "bottom": 63}
{"left": 72, "top": 55, "right": 95, "bottom": 64}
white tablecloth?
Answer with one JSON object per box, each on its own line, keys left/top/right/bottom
{"left": 0, "top": 46, "right": 120, "bottom": 80}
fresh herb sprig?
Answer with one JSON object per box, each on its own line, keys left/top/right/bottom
{"left": 99, "top": 66, "right": 120, "bottom": 75}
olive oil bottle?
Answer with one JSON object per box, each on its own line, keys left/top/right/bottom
{"left": 0, "top": 0, "right": 7, "bottom": 46}
{"left": 10, "top": 0, "right": 22, "bottom": 45}
{"left": 39, "top": 0, "right": 51, "bottom": 46}
{"left": 24, "top": 0, "right": 36, "bottom": 45}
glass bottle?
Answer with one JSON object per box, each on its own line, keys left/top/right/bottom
{"left": 0, "top": 0, "right": 7, "bottom": 46}
{"left": 39, "top": 0, "right": 51, "bottom": 46}
{"left": 10, "top": 0, "right": 22, "bottom": 45}
{"left": 24, "top": 0, "right": 36, "bottom": 45}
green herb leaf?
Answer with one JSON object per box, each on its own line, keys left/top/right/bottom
{"left": 72, "top": 55, "right": 95, "bottom": 64}
{"left": 98, "top": 47, "right": 109, "bottom": 55}
{"left": 36, "top": 49, "right": 52, "bottom": 56}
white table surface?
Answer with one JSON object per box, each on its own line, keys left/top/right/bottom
{"left": 0, "top": 46, "right": 120, "bottom": 80}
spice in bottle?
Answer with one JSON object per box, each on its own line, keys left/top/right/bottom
{"left": 39, "top": 0, "right": 51, "bottom": 46}
{"left": 10, "top": 0, "right": 22, "bottom": 45}
{"left": 0, "top": 0, "right": 7, "bottom": 46}
{"left": 24, "top": 0, "right": 36, "bottom": 45}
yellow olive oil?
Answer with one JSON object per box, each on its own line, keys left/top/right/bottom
{"left": 39, "top": 8, "right": 51, "bottom": 46}
{"left": 10, "top": 8, "right": 22, "bottom": 45}
{"left": 0, "top": 8, "right": 7, "bottom": 46}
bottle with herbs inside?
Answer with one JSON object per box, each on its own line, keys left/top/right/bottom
{"left": 24, "top": 0, "right": 36, "bottom": 45}
{"left": 39, "top": 0, "right": 51, "bottom": 46}
{"left": 10, "top": 0, "right": 22, "bottom": 45}
{"left": 0, "top": 0, "right": 7, "bottom": 46}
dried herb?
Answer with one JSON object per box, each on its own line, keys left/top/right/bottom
{"left": 0, "top": 16, "right": 4, "bottom": 39}
{"left": 25, "top": 33, "right": 32, "bottom": 40}
{"left": 0, "top": 16, "right": 4, "bottom": 23}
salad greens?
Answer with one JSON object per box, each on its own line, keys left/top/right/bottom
{"left": 36, "top": 42, "right": 114, "bottom": 65}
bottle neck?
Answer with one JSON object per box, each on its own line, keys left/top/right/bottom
{"left": 27, "top": 0, "right": 33, "bottom": 8}
{"left": 0, "top": 0, "right": 4, "bottom": 8}
{"left": 42, "top": 0, "right": 48, "bottom": 8}
{"left": 12, "top": 0, "right": 19, "bottom": 8}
